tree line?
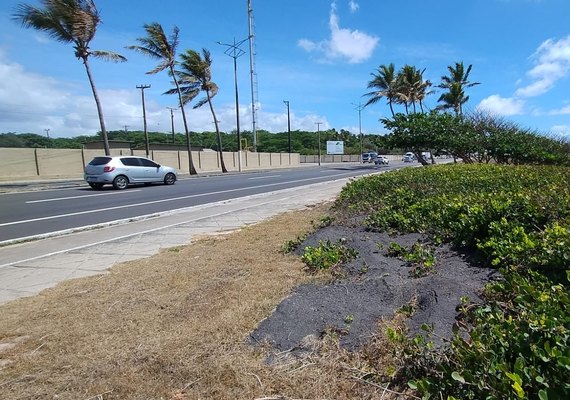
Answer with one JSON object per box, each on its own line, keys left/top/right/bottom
{"left": 0, "top": 128, "right": 394, "bottom": 156}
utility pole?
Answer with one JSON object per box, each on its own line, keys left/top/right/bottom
{"left": 167, "top": 107, "right": 177, "bottom": 144}
{"left": 247, "top": 0, "right": 258, "bottom": 151}
{"left": 284, "top": 100, "right": 291, "bottom": 154}
{"left": 136, "top": 84, "right": 151, "bottom": 158}
{"left": 44, "top": 128, "right": 50, "bottom": 147}
{"left": 352, "top": 102, "right": 364, "bottom": 162}
{"left": 315, "top": 122, "right": 322, "bottom": 166}
{"left": 217, "top": 37, "right": 250, "bottom": 172}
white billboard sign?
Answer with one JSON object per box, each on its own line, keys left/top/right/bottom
{"left": 326, "top": 141, "right": 344, "bottom": 155}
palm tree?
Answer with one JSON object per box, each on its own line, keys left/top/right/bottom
{"left": 437, "top": 62, "right": 480, "bottom": 116}
{"left": 168, "top": 49, "right": 227, "bottom": 173}
{"left": 363, "top": 63, "right": 398, "bottom": 117}
{"left": 394, "top": 65, "right": 432, "bottom": 114}
{"left": 127, "top": 23, "right": 197, "bottom": 175}
{"left": 415, "top": 69, "right": 432, "bottom": 113}
{"left": 13, "top": 0, "right": 126, "bottom": 156}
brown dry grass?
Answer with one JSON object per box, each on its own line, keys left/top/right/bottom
{"left": 0, "top": 203, "right": 406, "bottom": 400}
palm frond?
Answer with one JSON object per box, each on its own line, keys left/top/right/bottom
{"left": 146, "top": 60, "right": 171, "bottom": 75}
{"left": 192, "top": 97, "right": 209, "bottom": 109}
{"left": 91, "top": 50, "right": 127, "bottom": 62}
{"left": 127, "top": 22, "right": 180, "bottom": 75}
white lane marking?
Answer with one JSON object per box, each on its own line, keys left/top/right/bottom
{"left": 26, "top": 190, "right": 141, "bottom": 204}
{"left": 0, "top": 192, "right": 304, "bottom": 268}
{"left": 248, "top": 175, "right": 281, "bottom": 180}
{"left": 0, "top": 171, "right": 357, "bottom": 228}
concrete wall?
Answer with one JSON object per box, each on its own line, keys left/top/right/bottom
{"left": 0, "top": 148, "right": 301, "bottom": 182}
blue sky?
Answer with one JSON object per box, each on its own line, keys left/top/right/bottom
{"left": 0, "top": 0, "right": 569, "bottom": 139}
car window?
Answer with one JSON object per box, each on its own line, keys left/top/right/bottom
{"left": 120, "top": 157, "right": 142, "bottom": 167}
{"left": 139, "top": 158, "right": 159, "bottom": 168}
{"left": 88, "top": 157, "right": 111, "bottom": 166}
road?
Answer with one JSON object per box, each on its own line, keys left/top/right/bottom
{"left": 0, "top": 163, "right": 401, "bottom": 245}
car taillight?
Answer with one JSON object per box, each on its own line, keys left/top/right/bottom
{"left": 103, "top": 166, "right": 115, "bottom": 172}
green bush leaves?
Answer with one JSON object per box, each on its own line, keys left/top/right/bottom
{"left": 335, "top": 164, "right": 570, "bottom": 399}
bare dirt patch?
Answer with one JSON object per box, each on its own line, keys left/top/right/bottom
{"left": 251, "top": 226, "right": 497, "bottom": 353}
{"left": 0, "top": 201, "right": 495, "bottom": 399}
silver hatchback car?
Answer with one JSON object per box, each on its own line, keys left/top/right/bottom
{"left": 84, "top": 156, "right": 177, "bottom": 190}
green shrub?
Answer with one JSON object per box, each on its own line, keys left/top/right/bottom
{"left": 301, "top": 239, "right": 358, "bottom": 272}
{"left": 408, "top": 269, "right": 570, "bottom": 399}
{"left": 333, "top": 164, "right": 570, "bottom": 399}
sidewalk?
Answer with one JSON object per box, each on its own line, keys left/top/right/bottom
{"left": 0, "top": 178, "right": 350, "bottom": 305}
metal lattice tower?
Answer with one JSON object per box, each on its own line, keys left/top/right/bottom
{"left": 247, "top": 0, "right": 259, "bottom": 151}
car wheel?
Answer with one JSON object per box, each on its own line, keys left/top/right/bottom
{"left": 88, "top": 183, "right": 104, "bottom": 190}
{"left": 112, "top": 175, "right": 129, "bottom": 190}
{"left": 164, "top": 172, "right": 176, "bottom": 185}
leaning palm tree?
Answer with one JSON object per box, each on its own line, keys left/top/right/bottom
{"left": 437, "top": 62, "right": 480, "bottom": 116}
{"left": 126, "top": 23, "right": 197, "bottom": 175}
{"left": 363, "top": 63, "right": 398, "bottom": 117}
{"left": 167, "top": 49, "right": 227, "bottom": 173}
{"left": 13, "top": 0, "right": 126, "bottom": 156}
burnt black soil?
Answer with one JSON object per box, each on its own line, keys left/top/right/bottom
{"left": 250, "top": 225, "right": 498, "bottom": 352}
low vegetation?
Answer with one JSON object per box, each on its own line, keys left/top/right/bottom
{"left": 301, "top": 239, "right": 358, "bottom": 273}
{"left": 335, "top": 163, "right": 569, "bottom": 399}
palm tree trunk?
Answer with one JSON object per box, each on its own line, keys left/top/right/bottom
{"left": 170, "top": 66, "right": 197, "bottom": 175}
{"left": 388, "top": 100, "right": 395, "bottom": 117}
{"left": 207, "top": 91, "right": 227, "bottom": 173}
{"left": 82, "top": 57, "right": 110, "bottom": 156}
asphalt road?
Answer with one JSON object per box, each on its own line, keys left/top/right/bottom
{"left": 0, "top": 162, "right": 403, "bottom": 244}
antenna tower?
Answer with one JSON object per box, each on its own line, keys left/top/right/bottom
{"left": 247, "top": 0, "right": 259, "bottom": 151}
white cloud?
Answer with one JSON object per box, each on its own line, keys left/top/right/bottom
{"left": 298, "top": 1, "right": 378, "bottom": 64}
{"left": 0, "top": 49, "right": 305, "bottom": 138}
{"left": 549, "top": 104, "right": 570, "bottom": 115}
{"left": 297, "top": 38, "right": 317, "bottom": 52}
{"left": 349, "top": 1, "right": 359, "bottom": 13}
{"left": 550, "top": 125, "right": 570, "bottom": 137}
{"left": 515, "top": 35, "right": 570, "bottom": 97}
{"left": 476, "top": 94, "right": 525, "bottom": 116}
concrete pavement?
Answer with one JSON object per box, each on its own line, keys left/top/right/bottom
{"left": 0, "top": 177, "right": 351, "bottom": 305}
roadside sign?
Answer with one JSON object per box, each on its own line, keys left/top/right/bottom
{"left": 326, "top": 141, "right": 344, "bottom": 155}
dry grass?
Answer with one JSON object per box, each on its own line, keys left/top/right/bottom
{"left": 0, "top": 203, "right": 406, "bottom": 400}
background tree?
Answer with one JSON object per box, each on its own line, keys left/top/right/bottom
{"left": 127, "top": 23, "right": 197, "bottom": 175}
{"left": 13, "top": 0, "right": 126, "bottom": 156}
{"left": 437, "top": 62, "right": 480, "bottom": 115}
{"left": 168, "top": 48, "right": 227, "bottom": 173}
{"left": 363, "top": 63, "right": 398, "bottom": 117}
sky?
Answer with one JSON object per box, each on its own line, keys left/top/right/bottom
{"left": 0, "top": 0, "right": 569, "bottom": 139}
